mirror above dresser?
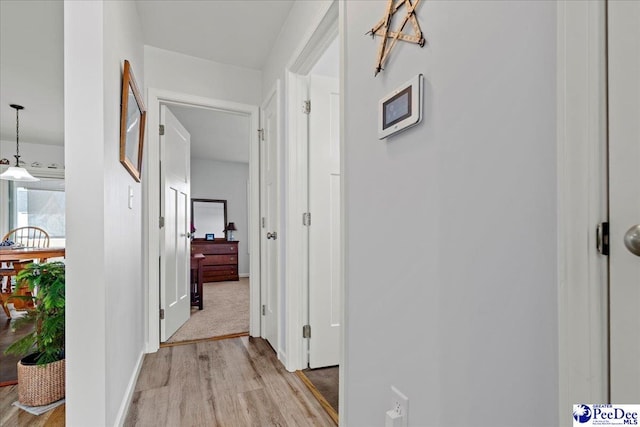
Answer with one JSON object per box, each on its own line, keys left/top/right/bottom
{"left": 191, "top": 198, "right": 227, "bottom": 240}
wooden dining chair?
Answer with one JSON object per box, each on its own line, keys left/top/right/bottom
{"left": 1, "top": 226, "right": 50, "bottom": 317}
{"left": 2, "top": 226, "right": 50, "bottom": 249}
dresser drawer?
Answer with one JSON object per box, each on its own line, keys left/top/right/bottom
{"left": 192, "top": 240, "right": 239, "bottom": 282}
{"left": 203, "top": 265, "right": 238, "bottom": 282}
{"left": 203, "top": 254, "right": 237, "bottom": 266}
{"left": 203, "top": 265, "right": 238, "bottom": 275}
{"left": 192, "top": 242, "right": 238, "bottom": 255}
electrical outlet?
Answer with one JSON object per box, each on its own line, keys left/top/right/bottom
{"left": 390, "top": 386, "right": 409, "bottom": 427}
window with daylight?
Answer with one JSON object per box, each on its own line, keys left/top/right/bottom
{"left": 8, "top": 178, "right": 66, "bottom": 246}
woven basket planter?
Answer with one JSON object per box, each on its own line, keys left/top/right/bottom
{"left": 17, "top": 357, "right": 65, "bottom": 406}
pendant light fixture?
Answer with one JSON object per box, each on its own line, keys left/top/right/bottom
{"left": 0, "top": 104, "right": 39, "bottom": 182}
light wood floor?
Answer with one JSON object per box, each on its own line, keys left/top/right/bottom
{"left": 0, "top": 385, "right": 65, "bottom": 426}
{"left": 125, "top": 336, "right": 336, "bottom": 427}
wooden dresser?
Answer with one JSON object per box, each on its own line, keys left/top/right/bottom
{"left": 191, "top": 239, "right": 239, "bottom": 282}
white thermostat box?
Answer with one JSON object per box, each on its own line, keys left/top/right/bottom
{"left": 378, "top": 74, "right": 423, "bottom": 140}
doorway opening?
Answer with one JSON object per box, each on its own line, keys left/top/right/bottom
{"left": 162, "top": 104, "right": 252, "bottom": 345}
{"left": 144, "top": 90, "right": 260, "bottom": 353}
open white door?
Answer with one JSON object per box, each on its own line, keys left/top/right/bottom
{"left": 608, "top": 0, "right": 640, "bottom": 402}
{"left": 260, "top": 87, "right": 279, "bottom": 349}
{"left": 308, "top": 75, "right": 341, "bottom": 368}
{"left": 160, "top": 105, "right": 191, "bottom": 342}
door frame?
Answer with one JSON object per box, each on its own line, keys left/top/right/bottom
{"left": 144, "top": 88, "right": 260, "bottom": 352}
{"left": 557, "top": 0, "right": 609, "bottom": 422}
{"left": 283, "top": 0, "right": 339, "bottom": 373}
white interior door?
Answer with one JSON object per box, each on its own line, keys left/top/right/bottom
{"left": 308, "top": 75, "right": 341, "bottom": 368}
{"left": 160, "top": 105, "right": 191, "bottom": 342}
{"left": 608, "top": 0, "right": 640, "bottom": 402}
{"left": 260, "top": 89, "right": 279, "bottom": 349}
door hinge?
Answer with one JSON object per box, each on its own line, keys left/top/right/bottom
{"left": 159, "top": 216, "right": 165, "bottom": 228}
{"left": 303, "top": 100, "right": 311, "bottom": 114}
{"left": 262, "top": 217, "right": 266, "bottom": 228}
{"left": 303, "top": 324, "right": 311, "bottom": 338}
{"left": 159, "top": 124, "right": 165, "bottom": 136}
{"left": 303, "top": 212, "right": 311, "bottom": 226}
{"left": 258, "top": 128, "right": 265, "bottom": 141}
{"left": 596, "top": 222, "right": 610, "bottom": 256}
{"left": 159, "top": 308, "right": 165, "bottom": 320}
{"left": 262, "top": 305, "right": 266, "bottom": 316}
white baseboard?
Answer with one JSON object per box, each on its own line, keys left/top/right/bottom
{"left": 239, "top": 273, "right": 249, "bottom": 278}
{"left": 113, "top": 350, "right": 144, "bottom": 427}
{"left": 278, "top": 349, "right": 291, "bottom": 372}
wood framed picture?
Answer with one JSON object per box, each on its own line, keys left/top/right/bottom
{"left": 120, "top": 60, "right": 146, "bottom": 182}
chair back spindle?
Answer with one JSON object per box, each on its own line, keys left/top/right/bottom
{"left": 2, "top": 226, "right": 50, "bottom": 248}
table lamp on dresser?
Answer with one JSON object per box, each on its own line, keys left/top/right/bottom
{"left": 225, "top": 222, "right": 237, "bottom": 241}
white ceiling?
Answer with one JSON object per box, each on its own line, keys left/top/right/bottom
{"left": 0, "top": 0, "right": 295, "bottom": 162}
{"left": 135, "top": 0, "right": 295, "bottom": 71}
{"left": 168, "top": 105, "right": 250, "bottom": 164}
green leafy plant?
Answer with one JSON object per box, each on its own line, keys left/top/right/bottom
{"left": 4, "top": 261, "right": 65, "bottom": 365}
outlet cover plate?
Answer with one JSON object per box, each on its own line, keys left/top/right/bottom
{"left": 391, "top": 386, "right": 409, "bottom": 427}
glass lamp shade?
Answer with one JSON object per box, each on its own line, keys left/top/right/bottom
{"left": 226, "top": 222, "right": 237, "bottom": 241}
{"left": 0, "top": 166, "right": 39, "bottom": 182}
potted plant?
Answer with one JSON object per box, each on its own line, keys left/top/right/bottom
{"left": 4, "top": 261, "right": 65, "bottom": 406}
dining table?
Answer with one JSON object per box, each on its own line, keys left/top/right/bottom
{"left": 0, "top": 247, "right": 66, "bottom": 263}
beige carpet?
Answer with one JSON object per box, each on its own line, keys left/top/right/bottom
{"left": 167, "top": 278, "right": 249, "bottom": 343}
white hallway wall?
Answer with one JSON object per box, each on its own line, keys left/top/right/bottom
{"left": 103, "top": 2, "right": 146, "bottom": 423}
{"left": 191, "top": 157, "right": 250, "bottom": 275}
{"left": 343, "top": 2, "right": 557, "bottom": 427}
{"left": 144, "top": 46, "right": 261, "bottom": 106}
{"left": 65, "top": 1, "right": 146, "bottom": 425}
